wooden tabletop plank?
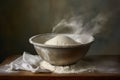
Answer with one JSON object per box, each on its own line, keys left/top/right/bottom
{"left": 0, "top": 55, "right": 120, "bottom": 80}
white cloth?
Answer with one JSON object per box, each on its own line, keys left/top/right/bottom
{"left": 0, "top": 52, "right": 49, "bottom": 73}
{"left": 0, "top": 52, "right": 96, "bottom": 73}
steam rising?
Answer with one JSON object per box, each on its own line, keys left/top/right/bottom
{"left": 52, "top": 14, "right": 108, "bottom": 36}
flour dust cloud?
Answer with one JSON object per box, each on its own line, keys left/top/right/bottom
{"left": 52, "top": 14, "right": 108, "bottom": 36}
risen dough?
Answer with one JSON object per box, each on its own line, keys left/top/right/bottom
{"left": 44, "top": 35, "right": 78, "bottom": 46}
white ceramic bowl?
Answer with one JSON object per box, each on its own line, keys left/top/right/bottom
{"left": 29, "top": 33, "right": 94, "bottom": 66}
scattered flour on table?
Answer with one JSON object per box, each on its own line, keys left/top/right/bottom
{"left": 40, "top": 60, "right": 96, "bottom": 73}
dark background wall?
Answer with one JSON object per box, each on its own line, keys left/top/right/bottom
{"left": 0, "top": 0, "right": 120, "bottom": 62}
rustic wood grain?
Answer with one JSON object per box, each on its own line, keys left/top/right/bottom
{"left": 0, "top": 55, "right": 120, "bottom": 80}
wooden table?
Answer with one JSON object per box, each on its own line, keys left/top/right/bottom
{"left": 0, "top": 55, "right": 120, "bottom": 80}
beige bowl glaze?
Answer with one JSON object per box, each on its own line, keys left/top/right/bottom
{"left": 29, "top": 33, "right": 94, "bottom": 66}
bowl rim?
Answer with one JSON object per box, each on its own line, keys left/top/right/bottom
{"left": 29, "top": 33, "right": 95, "bottom": 48}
